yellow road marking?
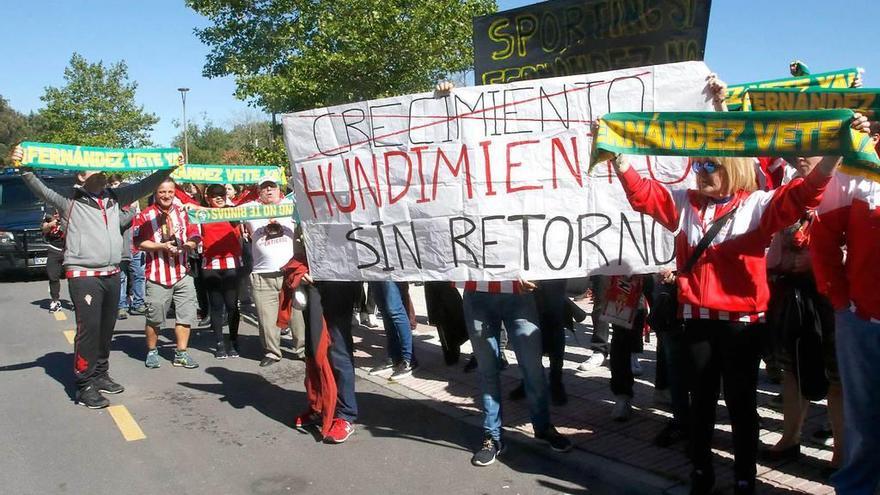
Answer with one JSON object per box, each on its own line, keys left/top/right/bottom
{"left": 63, "top": 330, "right": 75, "bottom": 345}
{"left": 107, "top": 405, "right": 146, "bottom": 441}
{"left": 54, "top": 312, "right": 67, "bottom": 321}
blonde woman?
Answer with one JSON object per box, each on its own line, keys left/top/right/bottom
{"left": 602, "top": 105, "right": 869, "bottom": 493}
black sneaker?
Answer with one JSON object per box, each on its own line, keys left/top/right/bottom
{"left": 471, "top": 434, "right": 503, "bottom": 466}
{"left": 733, "top": 479, "right": 755, "bottom": 495}
{"left": 93, "top": 374, "right": 125, "bottom": 394}
{"left": 463, "top": 356, "right": 478, "bottom": 373}
{"left": 535, "top": 426, "right": 573, "bottom": 453}
{"left": 227, "top": 341, "right": 240, "bottom": 358}
{"left": 812, "top": 425, "right": 833, "bottom": 441}
{"left": 550, "top": 381, "right": 568, "bottom": 406}
{"left": 509, "top": 382, "right": 526, "bottom": 401}
{"left": 214, "top": 342, "right": 228, "bottom": 359}
{"left": 368, "top": 358, "right": 395, "bottom": 375}
{"left": 689, "top": 469, "right": 715, "bottom": 495}
{"left": 389, "top": 360, "right": 413, "bottom": 381}
{"left": 654, "top": 422, "right": 688, "bottom": 448}
{"left": 76, "top": 385, "right": 110, "bottom": 409}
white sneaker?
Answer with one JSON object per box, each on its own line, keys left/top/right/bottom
{"left": 611, "top": 395, "right": 632, "bottom": 421}
{"left": 578, "top": 352, "right": 606, "bottom": 371}
{"left": 359, "top": 312, "right": 378, "bottom": 328}
{"left": 631, "top": 355, "right": 643, "bottom": 376}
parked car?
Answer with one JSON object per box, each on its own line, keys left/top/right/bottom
{"left": 0, "top": 170, "right": 77, "bottom": 274}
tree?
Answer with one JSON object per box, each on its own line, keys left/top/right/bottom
{"left": 188, "top": 0, "right": 496, "bottom": 113}
{"left": 0, "top": 96, "right": 39, "bottom": 167}
{"left": 171, "top": 116, "right": 236, "bottom": 164}
{"left": 170, "top": 114, "right": 278, "bottom": 165}
{"left": 37, "top": 53, "right": 158, "bottom": 147}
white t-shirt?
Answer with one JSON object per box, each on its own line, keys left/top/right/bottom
{"left": 244, "top": 198, "right": 298, "bottom": 273}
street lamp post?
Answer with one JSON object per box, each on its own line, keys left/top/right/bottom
{"left": 177, "top": 87, "right": 190, "bottom": 164}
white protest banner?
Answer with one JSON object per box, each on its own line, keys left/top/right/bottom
{"left": 282, "top": 61, "right": 714, "bottom": 281}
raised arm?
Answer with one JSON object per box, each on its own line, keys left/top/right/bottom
{"left": 116, "top": 154, "right": 183, "bottom": 205}
{"left": 115, "top": 168, "right": 175, "bottom": 206}
{"left": 759, "top": 112, "right": 872, "bottom": 234}
{"left": 21, "top": 172, "right": 74, "bottom": 214}
{"left": 615, "top": 159, "right": 682, "bottom": 232}
{"left": 706, "top": 73, "right": 728, "bottom": 112}
{"left": 756, "top": 167, "right": 832, "bottom": 236}
{"left": 173, "top": 184, "right": 200, "bottom": 205}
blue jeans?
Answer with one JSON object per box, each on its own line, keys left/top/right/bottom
{"left": 118, "top": 263, "right": 129, "bottom": 310}
{"left": 832, "top": 309, "right": 880, "bottom": 495}
{"left": 463, "top": 291, "right": 550, "bottom": 440}
{"left": 369, "top": 281, "right": 413, "bottom": 362}
{"left": 130, "top": 251, "right": 146, "bottom": 308}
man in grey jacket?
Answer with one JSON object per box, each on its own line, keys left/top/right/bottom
{"left": 12, "top": 145, "right": 180, "bottom": 409}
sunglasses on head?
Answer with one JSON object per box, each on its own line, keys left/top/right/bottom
{"left": 691, "top": 160, "right": 721, "bottom": 174}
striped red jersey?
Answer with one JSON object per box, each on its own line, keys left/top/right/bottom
{"left": 133, "top": 204, "right": 201, "bottom": 287}
{"left": 455, "top": 281, "right": 522, "bottom": 294}
{"left": 66, "top": 268, "right": 121, "bottom": 279}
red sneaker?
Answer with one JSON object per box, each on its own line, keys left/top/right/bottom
{"left": 323, "top": 418, "right": 354, "bottom": 444}
{"left": 294, "top": 410, "right": 320, "bottom": 429}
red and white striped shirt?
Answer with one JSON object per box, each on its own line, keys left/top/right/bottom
{"left": 679, "top": 304, "right": 766, "bottom": 324}
{"left": 66, "top": 268, "right": 121, "bottom": 279}
{"left": 455, "top": 281, "right": 522, "bottom": 294}
{"left": 133, "top": 204, "right": 201, "bottom": 287}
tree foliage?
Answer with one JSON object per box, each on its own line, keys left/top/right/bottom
{"left": 0, "top": 96, "right": 39, "bottom": 167}
{"left": 188, "top": 0, "right": 497, "bottom": 112}
{"left": 172, "top": 117, "right": 236, "bottom": 164}
{"left": 171, "top": 116, "right": 280, "bottom": 165}
{"left": 38, "top": 53, "right": 158, "bottom": 147}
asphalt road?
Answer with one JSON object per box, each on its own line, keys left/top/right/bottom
{"left": 0, "top": 275, "right": 616, "bottom": 495}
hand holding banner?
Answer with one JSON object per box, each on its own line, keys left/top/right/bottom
{"left": 282, "top": 61, "right": 716, "bottom": 281}
{"left": 590, "top": 110, "right": 880, "bottom": 180}
{"left": 172, "top": 163, "right": 287, "bottom": 184}
{"left": 744, "top": 87, "right": 880, "bottom": 117}
{"left": 187, "top": 202, "right": 296, "bottom": 224}
{"left": 724, "top": 68, "right": 861, "bottom": 111}
{"left": 17, "top": 141, "right": 180, "bottom": 171}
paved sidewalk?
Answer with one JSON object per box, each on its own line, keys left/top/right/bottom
{"left": 348, "top": 285, "right": 837, "bottom": 495}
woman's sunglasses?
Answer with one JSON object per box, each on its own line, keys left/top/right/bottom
{"left": 691, "top": 160, "right": 721, "bottom": 174}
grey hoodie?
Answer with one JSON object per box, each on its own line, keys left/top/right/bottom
{"left": 22, "top": 170, "right": 173, "bottom": 273}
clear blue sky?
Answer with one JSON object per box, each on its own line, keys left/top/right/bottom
{"left": 1, "top": 0, "right": 877, "bottom": 147}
